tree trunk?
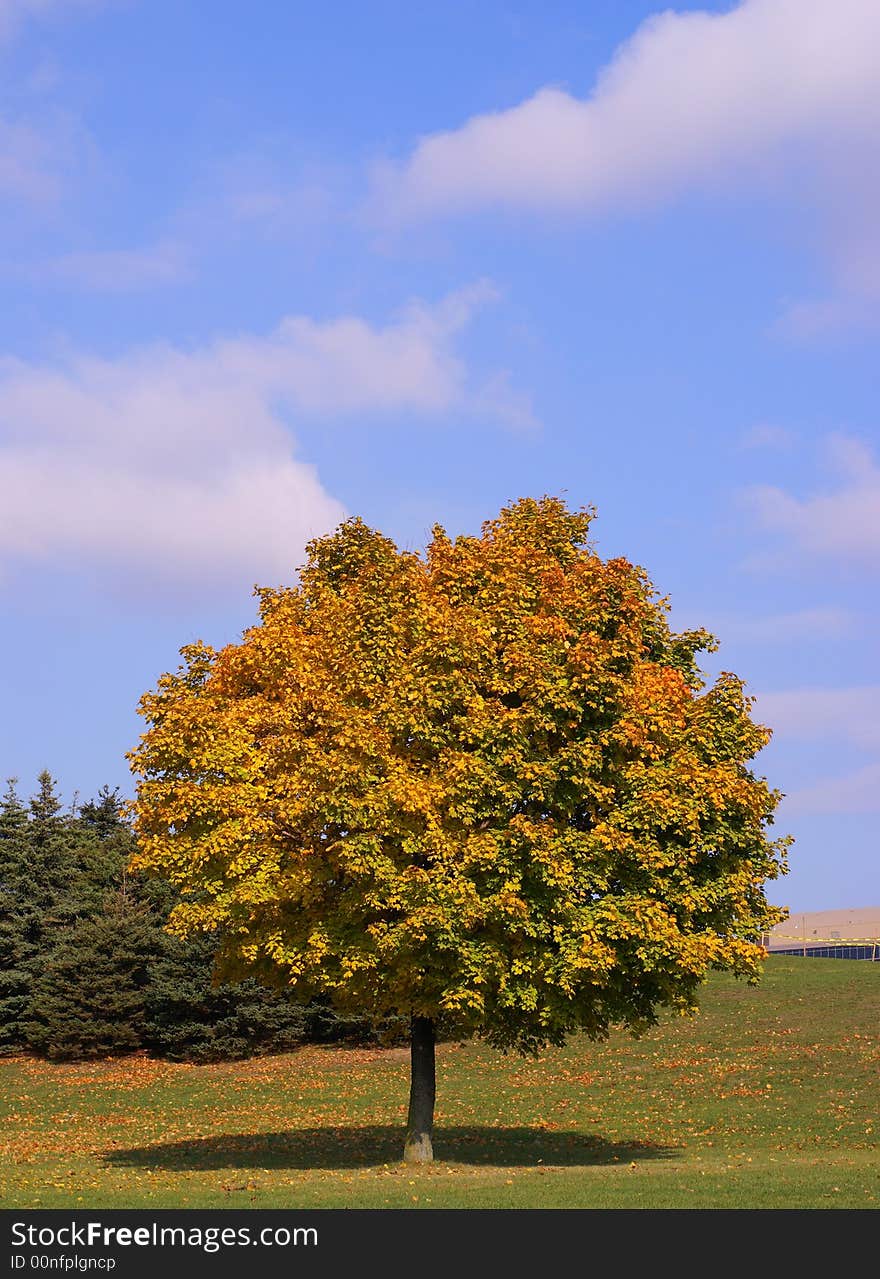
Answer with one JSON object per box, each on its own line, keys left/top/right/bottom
{"left": 403, "top": 1015, "right": 435, "bottom": 1163}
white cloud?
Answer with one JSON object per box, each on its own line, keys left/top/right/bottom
{"left": 0, "top": 286, "right": 530, "bottom": 595}
{"left": 713, "top": 607, "right": 851, "bottom": 645}
{"left": 380, "top": 0, "right": 880, "bottom": 220}
{"left": 744, "top": 434, "right": 880, "bottom": 567}
{"left": 0, "top": 364, "right": 345, "bottom": 596}
{"left": 377, "top": 0, "right": 880, "bottom": 323}
{"left": 782, "top": 762, "right": 880, "bottom": 815}
{"left": 0, "top": 105, "right": 98, "bottom": 214}
{"left": 739, "top": 423, "right": 796, "bottom": 451}
{"left": 772, "top": 291, "right": 880, "bottom": 340}
{"left": 0, "top": 1, "right": 105, "bottom": 42}
{"left": 0, "top": 4, "right": 106, "bottom": 208}
{"left": 0, "top": 117, "right": 60, "bottom": 203}
{"left": 758, "top": 681, "right": 880, "bottom": 815}
{"left": 36, "top": 241, "right": 189, "bottom": 290}
{"left": 205, "top": 153, "right": 341, "bottom": 235}
{"left": 754, "top": 686, "right": 880, "bottom": 752}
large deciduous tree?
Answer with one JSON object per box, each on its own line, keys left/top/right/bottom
{"left": 129, "top": 497, "right": 788, "bottom": 1162}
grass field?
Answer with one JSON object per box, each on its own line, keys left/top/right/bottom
{"left": 2, "top": 957, "right": 877, "bottom": 1209}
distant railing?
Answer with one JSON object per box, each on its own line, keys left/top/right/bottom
{"left": 761, "top": 934, "right": 879, "bottom": 961}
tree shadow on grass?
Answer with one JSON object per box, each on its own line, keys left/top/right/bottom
{"left": 103, "top": 1126, "right": 674, "bottom": 1172}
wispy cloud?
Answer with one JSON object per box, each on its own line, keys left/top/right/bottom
{"left": 756, "top": 684, "right": 880, "bottom": 815}
{"left": 738, "top": 423, "right": 796, "bottom": 451}
{"left": 0, "top": 103, "right": 100, "bottom": 218}
{"left": 712, "top": 607, "right": 852, "bottom": 646}
{"left": 0, "top": 285, "right": 532, "bottom": 596}
{"left": 0, "top": 1, "right": 108, "bottom": 43}
{"left": 772, "top": 294, "right": 880, "bottom": 341}
{"left": 782, "top": 762, "right": 880, "bottom": 815}
{"left": 755, "top": 686, "right": 880, "bottom": 752}
{"left": 199, "top": 152, "right": 343, "bottom": 237}
{"left": 35, "top": 240, "right": 189, "bottom": 290}
{"left": 0, "top": 2, "right": 107, "bottom": 212}
{"left": 0, "top": 116, "right": 62, "bottom": 203}
{"left": 743, "top": 434, "right": 880, "bottom": 569}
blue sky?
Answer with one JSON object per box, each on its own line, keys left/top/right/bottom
{"left": 1, "top": 0, "right": 878, "bottom": 913}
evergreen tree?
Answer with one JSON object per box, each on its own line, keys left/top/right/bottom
{"left": 5, "top": 773, "right": 386, "bottom": 1061}
{"left": 26, "top": 889, "right": 157, "bottom": 1060}
{"left": 77, "top": 786, "right": 126, "bottom": 840}
{"left": 23, "top": 784, "right": 157, "bottom": 1059}
{"left": 1, "top": 772, "right": 78, "bottom": 1052}
{"left": 0, "top": 779, "right": 31, "bottom": 1052}
{"left": 28, "top": 769, "right": 63, "bottom": 832}
{"left": 27, "top": 770, "right": 78, "bottom": 923}
{"left": 142, "top": 932, "right": 396, "bottom": 1062}
{"left": 1, "top": 771, "right": 111, "bottom": 1053}
{"left": 142, "top": 929, "right": 317, "bottom": 1062}
{"left": 0, "top": 777, "right": 27, "bottom": 843}
{"left": 63, "top": 786, "right": 136, "bottom": 922}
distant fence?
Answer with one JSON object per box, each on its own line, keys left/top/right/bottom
{"left": 762, "top": 935, "right": 879, "bottom": 961}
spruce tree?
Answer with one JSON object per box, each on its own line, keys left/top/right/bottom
{"left": 77, "top": 786, "right": 126, "bottom": 840}
{"left": 2, "top": 772, "right": 118, "bottom": 1054}
{"left": 64, "top": 786, "right": 136, "bottom": 921}
{"left": 24, "top": 784, "right": 155, "bottom": 1059}
{"left": 27, "top": 770, "right": 77, "bottom": 920}
{"left": 1, "top": 772, "right": 77, "bottom": 1051}
{"left": 141, "top": 928, "right": 315, "bottom": 1061}
{"left": 0, "top": 779, "right": 31, "bottom": 1052}
{"left": 0, "top": 778, "right": 27, "bottom": 842}
{"left": 6, "top": 774, "right": 382, "bottom": 1061}
{"left": 26, "top": 888, "right": 158, "bottom": 1060}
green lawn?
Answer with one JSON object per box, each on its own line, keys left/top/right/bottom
{"left": 2, "top": 957, "right": 877, "bottom": 1209}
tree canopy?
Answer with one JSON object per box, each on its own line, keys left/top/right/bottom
{"left": 129, "top": 496, "right": 789, "bottom": 1159}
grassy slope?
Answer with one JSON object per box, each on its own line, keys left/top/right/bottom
{"left": 2, "top": 957, "right": 878, "bottom": 1209}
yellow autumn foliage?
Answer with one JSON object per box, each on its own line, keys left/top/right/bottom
{"left": 129, "top": 497, "right": 788, "bottom": 1052}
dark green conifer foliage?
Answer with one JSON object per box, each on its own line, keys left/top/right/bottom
{"left": 78, "top": 786, "right": 126, "bottom": 839}
{"left": 0, "top": 778, "right": 27, "bottom": 841}
{"left": 142, "top": 929, "right": 315, "bottom": 1062}
{"left": 22, "top": 784, "right": 154, "bottom": 1059}
{"left": 25, "top": 890, "right": 157, "bottom": 1059}
{"left": 5, "top": 774, "right": 390, "bottom": 1061}
{"left": 1, "top": 776, "right": 133, "bottom": 1056}
{"left": 60, "top": 786, "right": 136, "bottom": 922}
{"left": 27, "top": 770, "right": 78, "bottom": 924}
{"left": 0, "top": 779, "right": 31, "bottom": 1052}
{"left": 1, "top": 772, "right": 82, "bottom": 1052}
